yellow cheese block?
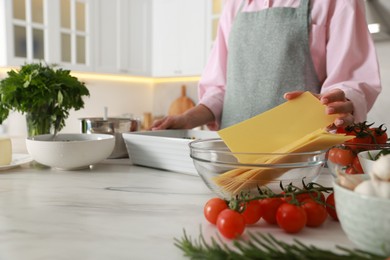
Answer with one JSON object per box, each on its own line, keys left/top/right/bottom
{"left": 218, "top": 92, "right": 340, "bottom": 163}
{"left": 0, "top": 137, "right": 12, "bottom": 166}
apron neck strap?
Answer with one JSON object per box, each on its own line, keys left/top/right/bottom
{"left": 297, "top": 0, "right": 310, "bottom": 18}
{"left": 238, "top": 0, "right": 247, "bottom": 13}
{"left": 238, "top": 0, "right": 311, "bottom": 15}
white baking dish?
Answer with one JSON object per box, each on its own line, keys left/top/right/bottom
{"left": 123, "top": 130, "right": 218, "bottom": 175}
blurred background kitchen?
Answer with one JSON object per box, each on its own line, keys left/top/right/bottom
{"left": 0, "top": 0, "right": 389, "bottom": 142}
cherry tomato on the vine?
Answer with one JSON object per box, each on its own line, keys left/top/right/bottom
{"left": 346, "top": 135, "right": 372, "bottom": 145}
{"left": 370, "top": 126, "right": 388, "bottom": 144}
{"left": 204, "top": 197, "right": 228, "bottom": 225}
{"left": 240, "top": 200, "right": 262, "bottom": 225}
{"left": 336, "top": 127, "right": 347, "bottom": 134}
{"left": 352, "top": 156, "right": 364, "bottom": 173}
{"left": 281, "top": 191, "right": 325, "bottom": 204}
{"left": 297, "top": 191, "right": 325, "bottom": 203}
{"left": 301, "top": 199, "right": 328, "bottom": 227}
{"left": 259, "top": 198, "right": 284, "bottom": 225}
{"left": 328, "top": 147, "right": 355, "bottom": 166}
{"left": 216, "top": 209, "right": 245, "bottom": 239}
{"left": 375, "top": 132, "right": 388, "bottom": 144}
{"left": 276, "top": 203, "right": 307, "bottom": 234}
{"left": 345, "top": 165, "right": 358, "bottom": 175}
{"left": 325, "top": 193, "right": 338, "bottom": 221}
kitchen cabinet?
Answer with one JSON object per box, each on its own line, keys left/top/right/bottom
{"left": 0, "top": 0, "right": 215, "bottom": 77}
{"left": 124, "top": 0, "right": 208, "bottom": 77}
{"left": 93, "top": 0, "right": 120, "bottom": 73}
{"left": 0, "top": 0, "right": 93, "bottom": 71}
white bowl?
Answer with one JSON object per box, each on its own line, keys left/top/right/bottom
{"left": 334, "top": 176, "right": 390, "bottom": 256}
{"left": 357, "top": 150, "right": 381, "bottom": 175}
{"left": 26, "top": 133, "right": 115, "bottom": 170}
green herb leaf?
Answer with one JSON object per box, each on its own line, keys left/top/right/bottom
{"left": 174, "top": 230, "right": 387, "bottom": 260}
{"left": 0, "top": 62, "right": 90, "bottom": 133}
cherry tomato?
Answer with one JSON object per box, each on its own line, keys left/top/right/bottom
{"left": 297, "top": 191, "right": 325, "bottom": 203}
{"left": 325, "top": 193, "right": 338, "bottom": 221}
{"left": 204, "top": 198, "right": 228, "bottom": 225}
{"left": 301, "top": 199, "right": 328, "bottom": 227}
{"left": 375, "top": 132, "right": 388, "bottom": 144}
{"left": 345, "top": 165, "right": 358, "bottom": 175}
{"left": 276, "top": 203, "right": 307, "bottom": 233}
{"left": 352, "top": 156, "right": 364, "bottom": 173}
{"left": 240, "top": 200, "right": 262, "bottom": 225}
{"left": 216, "top": 209, "right": 245, "bottom": 239}
{"left": 371, "top": 127, "right": 388, "bottom": 144}
{"left": 282, "top": 191, "right": 325, "bottom": 204}
{"left": 259, "top": 198, "right": 284, "bottom": 225}
{"left": 347, "top": 136, "right": 372, "bottom": 145}
{"left": 328, "top": 147, "right": 355, "bottom": 166}
{"left": 336, "top": 127, "right": 347, "bottom": 134}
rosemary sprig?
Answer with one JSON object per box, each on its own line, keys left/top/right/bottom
{"left": 174, "top": 230, "right": 387, "bottom": 260}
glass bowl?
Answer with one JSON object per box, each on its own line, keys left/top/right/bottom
{"left": 189, "top": 138, "right": 327, "bottom": 199}
{"left": 327, "top": 143, "right": 390, "bottom": 177}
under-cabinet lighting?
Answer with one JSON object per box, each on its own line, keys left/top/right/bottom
{"left": 365, "top": 0, "right": 390, "bottom": 40}
{"left": 0, "top": 67, "right": 200, "bottom": 84}
{"left": 72, "top": 72, "right": 200, "bottom": 84}
{"left": 368, "top": 23, "right": 381, "bottom": 34}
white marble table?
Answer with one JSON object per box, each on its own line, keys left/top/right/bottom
{"left": 0, "top": 159, "right": 356, "bottom": 260}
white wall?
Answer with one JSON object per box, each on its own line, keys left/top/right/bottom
{"left": 152, "top": 81, "right": 199, "bottom": 118}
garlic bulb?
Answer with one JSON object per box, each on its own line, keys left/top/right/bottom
{"left": 371, "top": 154, "right": 390, "bottom": 181}
{"left": 371, "top": 179, "right": 390, "bottom": 199}
{"left": 354, "top": 180, "right": 377, "bottom": 197}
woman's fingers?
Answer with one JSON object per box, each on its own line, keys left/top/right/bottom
{"left": 325, "top": 100, "right": 354, "bottom": 115}
{"left": 333, "top": 113, "right": 354, "bottom": 127}
{"left": 320, "top": 88, "right": 346, "bottom": 105}
{"left": 284, "top": 91, "right": 321, "bottom": 100}
{"left": 284, "top": 89, "right": 354, "bottom": 127}
{"left": 283, "top": 91, "right": 305, "bottom": 100}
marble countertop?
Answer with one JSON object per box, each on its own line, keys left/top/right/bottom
{"left": 0, "top": 158, "right": 355, "bottom": 260}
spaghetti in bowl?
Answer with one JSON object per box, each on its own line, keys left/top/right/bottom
{"left": 189, "top": 138, "right": 327, "bottom": 199}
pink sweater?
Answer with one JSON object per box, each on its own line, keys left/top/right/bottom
{"left": 198, "top": 0, "right": 381, "bottom": 129}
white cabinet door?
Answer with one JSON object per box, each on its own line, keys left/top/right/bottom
{"left": 151, "top": 0, "right": 207, "bottom": 77}
{"left": 126, "top": 0, "right": 207, "bottom": 77}
{"left": 0, "top": 0, "right": 93, "bottom": 70}
{"left": 93, "top": 0, "right": 120, "bottom": 73}
{"left": 124, "top": 0, "right": 152, "bottom": 76}
{"left": 0, "top": 0, "right": 13, "bottom": 66}
{"left": 0, "top": 0, "right": 47, "bottom": 66}
{"left": 177, "top": 0, "right": 207, "bottom": 76}
{"left": 151, "top": 0, "right": 179, "bottom": 76}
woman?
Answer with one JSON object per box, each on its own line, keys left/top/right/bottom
{"left": 152, "top": 0, "right": 381, "bottom": 130}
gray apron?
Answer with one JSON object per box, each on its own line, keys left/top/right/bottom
{"left": 220, "top": 0, "right": 320, "bottom": 129}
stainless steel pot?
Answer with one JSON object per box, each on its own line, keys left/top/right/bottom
{"left": 80, "top": 117, "right": 140, "bottom": 159}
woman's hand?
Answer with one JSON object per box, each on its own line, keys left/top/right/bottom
{"left": 151, "top": 114, "right": 190, "bottom": 130}
{"left": 150, "top": 104, "right": 215, "bottom": 130}
{"left": 284, "top": 89, "right": 354, "bottom": 127}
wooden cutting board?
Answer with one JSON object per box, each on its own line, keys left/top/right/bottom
{"left": 168, "top": 85, "right": 195, "bottom": 116}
